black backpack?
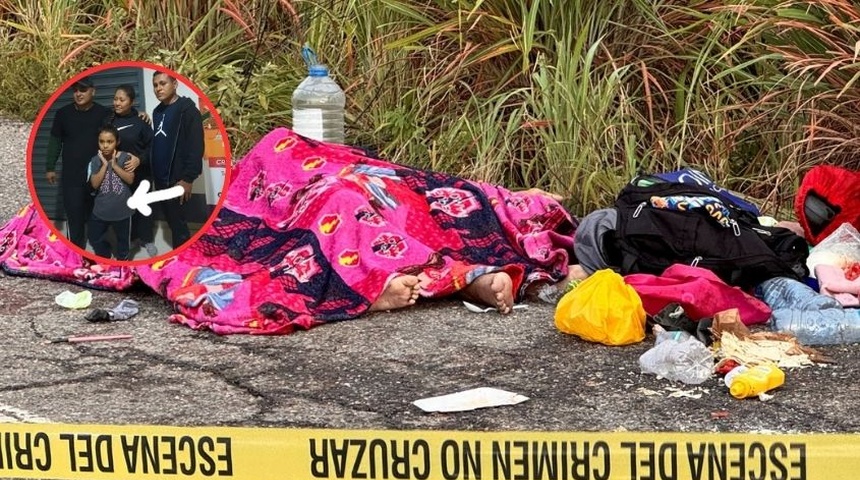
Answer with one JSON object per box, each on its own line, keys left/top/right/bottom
{"left": 608, "top": 175, "right": 809, "bottom": 290}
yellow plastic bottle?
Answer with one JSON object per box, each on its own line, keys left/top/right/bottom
{"left": 729, "top": 364, "right": 785, "bottom": 399}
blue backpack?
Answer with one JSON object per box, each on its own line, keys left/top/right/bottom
{"left": 653, "top": 168, "right": 761, "bottom": 216}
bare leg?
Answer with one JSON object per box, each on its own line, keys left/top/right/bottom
{"left": 461, "top": 271, "right": 515, "bottom": 314}
{"left": 369, "top": 275, "right": 421, "bottom": 312}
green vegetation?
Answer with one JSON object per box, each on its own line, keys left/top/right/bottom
{"left": 1, "top": 0, "right": 858, "bottom": 217}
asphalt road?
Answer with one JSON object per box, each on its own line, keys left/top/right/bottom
{"left": 1, "top": 117, "right": 859, "bottom": 437}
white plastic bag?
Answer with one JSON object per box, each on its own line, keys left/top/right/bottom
{"left": 807, "top": 223, "right": 860, "bottom": 278}
{"left": 639, "top": 326, "right": 714, "bottom": 384}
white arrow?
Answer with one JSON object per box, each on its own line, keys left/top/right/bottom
{"left": 126, "top": 180, "right": 185, "bottom": 216}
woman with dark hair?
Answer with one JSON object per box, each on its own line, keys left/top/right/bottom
{"left": 110, "top": 84, "right": 157, "bottom": 258}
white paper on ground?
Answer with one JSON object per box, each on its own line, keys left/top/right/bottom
{"left": 413, "top": 387, "right": 530, "bottom": 413}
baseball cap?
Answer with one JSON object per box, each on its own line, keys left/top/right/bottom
{"left": 73, "top": 77, "right": 94, "bottom": 89}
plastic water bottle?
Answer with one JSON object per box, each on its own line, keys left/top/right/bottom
{"left": 292, "top": 45, "right": 345, "bottom": 144}
{"left": 639, "top": 326, "right": 714, "bottom": 384}
{"left": 757, "top": 277, "right": 860, "bottom": 345}
{"left": 770, "top": 308, "right": 860, "bottom": 345}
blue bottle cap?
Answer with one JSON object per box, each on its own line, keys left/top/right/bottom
{"left": 309, "top": 65, "right": 329, "bottom": 77}
{"left": 302, "top": 44, "right": 319, "bottom": 66}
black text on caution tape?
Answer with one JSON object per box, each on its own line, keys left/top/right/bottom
{"left": 308, "top": 438, "right": 807, "bottom": 480}
{"left": 0, "top": 432, "right": 233, "bottom": 476}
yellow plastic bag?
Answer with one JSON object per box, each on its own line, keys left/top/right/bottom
{"left": 554, "top": 269, "right": 646, "bottom": 345}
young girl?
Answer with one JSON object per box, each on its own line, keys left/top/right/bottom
{"left": 87, "top": 125, "right": 135, "bottom": 261}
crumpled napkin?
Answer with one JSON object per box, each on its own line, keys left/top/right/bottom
{"left": 55, "top": 290, "right": 93, "bottom": 310}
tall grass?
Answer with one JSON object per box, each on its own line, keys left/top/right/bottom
{"left": 0, "top": 0, "right": 103, "bottom": 114}
{"left": 1, "top": 0, "right": 858, "bottom": 217}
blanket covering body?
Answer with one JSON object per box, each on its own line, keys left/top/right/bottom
{"left": 133, "top": 129, "right": 577, "bottom": 334}
{"left": 0, "top": 130, "right": 575, "bottom": 334}
{"left": 0, "top": 204, "right": 135, "bottom": 289}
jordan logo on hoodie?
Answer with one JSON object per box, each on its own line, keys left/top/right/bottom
{"left": 155, "top": 117, "right": 167, "bottom": 137}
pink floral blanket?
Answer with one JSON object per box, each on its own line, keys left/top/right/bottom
{"left": 0, "top": 204, "right": 135, "bottom": 290}
{"left": 1, "top": 128, "right": 577, "bottom": 335}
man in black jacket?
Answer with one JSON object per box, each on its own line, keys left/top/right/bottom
{"left": 46, "top": 76, "right": 111, "bottom": 249}
{"left": 150, "top": 71, "right": 204, "bottom": 249}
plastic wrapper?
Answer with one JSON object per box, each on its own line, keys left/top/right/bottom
{"left": 639, "top": 326, "right": 714, "bottom": 384}
{"left": 807, "top": 223, "right": 860, "bottom": 278}
{"left": 554, "top": 269, "right": 646, "bottom": 346}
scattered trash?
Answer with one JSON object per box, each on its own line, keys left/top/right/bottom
{"left": 650, "top": 303, "right": 712, "bottom": 346}
{"left": 635, "top": 386, "right": 708, "bottom": 398}
{"left": 85, "top": 298, "right": 140, "bottom": 322}
{"left": 54, "top": 290, "right": 93, "bottom": 309}
{"left": 665, "top": 387, "right": 703, "bottom": 399}
{"left": 806, "top": 222, "right": 860, "bottom": 279}
{"left": 723, "top": 365, "right": 748, "bottom": 389}
{"left": 756, "top": 277, "right": 860, "bottom": 345}
{"left": 47, "top": 334, "right": 133, "bottom": 344}
{"left": 714, "top": 358, "right": 742, "bottom": 376}
{"left": 711, "top": 309, "right": 831, "bottom": 367}
{"left": 724, "top": 363, "right": 785, "bottom": 400}
{"left": 555, "top": 269, "right": 646, "bottom": 346}
{"left": 719, "top": 332, "right": 818, "bottom": 368}
{"left": 711, "top": 410, "right": 730, "bottom": 419}
{"left": 639, "top": 325, "right": 714, "bottom": 384}
{"left": 413, "top": 387, "right": 529, "bottom": 413}
{"left": 770, "top": 307, "right": 860, "bottom": 346}
{"left": 461, "top": 301, "right": 527, "bottom": 313}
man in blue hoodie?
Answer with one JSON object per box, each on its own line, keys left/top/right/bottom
{"left": 150, "top": 71, "right": 204, "bottom": 249}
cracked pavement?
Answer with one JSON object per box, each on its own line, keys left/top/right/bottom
{"left": 1, "top": 117, "right": 860, "bottom": 434}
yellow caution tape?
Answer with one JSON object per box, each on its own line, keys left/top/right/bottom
{"left": 0, "top": 424, "right": 855, "bottom": 480}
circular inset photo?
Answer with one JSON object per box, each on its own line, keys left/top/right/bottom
{"left": 26, "top": 61, "right": 231, "bottom": 266}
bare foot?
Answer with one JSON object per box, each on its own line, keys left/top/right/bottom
{"left": 369, "top": 275, "right": 421, "bottom": 312}
{"left": 462, "top": 271, "right": 515, "bottom": 314}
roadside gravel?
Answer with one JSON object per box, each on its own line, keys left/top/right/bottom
{"left": 0, "top": 116, "right": 32, "bottom": 222}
